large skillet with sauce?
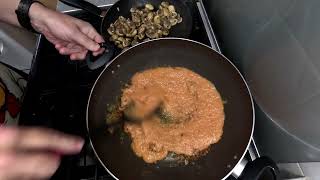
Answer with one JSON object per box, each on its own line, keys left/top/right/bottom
{"left": 86, "top": 38, "right": 279, "bottom": 180}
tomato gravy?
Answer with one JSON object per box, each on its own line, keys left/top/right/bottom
{"left": 120, "top": 67, "right": 225, "bottom": 163}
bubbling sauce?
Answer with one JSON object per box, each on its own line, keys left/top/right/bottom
{"left": 120, "top": 67, "right": 224, "bottom": 163}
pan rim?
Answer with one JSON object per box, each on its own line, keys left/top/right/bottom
{"left": 86, "top": 37, "right": 255, "bottom": 180}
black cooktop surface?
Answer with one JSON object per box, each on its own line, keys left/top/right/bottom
{"left": 19, "top": 2, "right": 214, "bottom": 180}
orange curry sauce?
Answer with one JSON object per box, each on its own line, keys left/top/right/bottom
{"left": 120, "top": 67, "right": 225, "bottom": 163}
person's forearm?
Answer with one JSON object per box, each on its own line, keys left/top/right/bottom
{"left": 0, "top": 0, "right": 21, "bottom": 27}
{"left": 0, "top": 0, "right": 49, "bottom": 30}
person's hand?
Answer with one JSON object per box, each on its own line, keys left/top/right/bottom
{"left": 29, "top": 3, "right": 105, "bottom": 60}
{"left": 0, "top": 126, "right": 84, "bottom": 180}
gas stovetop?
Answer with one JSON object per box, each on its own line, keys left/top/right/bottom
{"left": 19, "top": 1, "right": 259, "bottom": 179}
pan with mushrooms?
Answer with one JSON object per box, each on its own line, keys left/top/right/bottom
{"left": 59, "top": 0, "right": 192, "bottom": 69}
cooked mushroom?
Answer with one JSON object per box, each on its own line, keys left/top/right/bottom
{"left": 131, "top": 39, "right": 139, "bottom": 46}
{"left": 138, "top": 25, "right": 146, "bottom": 34}
{"left": 163, "top": 29, "right": 169, "bottom": 36}
{"left": 154, "top": 15, "right": 161, "bottom": 24}
{"left": 177, "top": 15, "right": 182, "bottom": 23}
{"left": 163, "top": 18, "right": 171, "bottom": 29}
{"left": 143, "top": 38, "right": 151, "bottom": 42}
{"left": 161, "top": 1, "right": 169, "bottom": 7}
{"left": 147, "top": 12, "right": 154, "bottom": 21}
{"left": 168, "top": 5, "right": 175, "bottom": 13}
{"left": 130, "top": 7, "right": 138, "bottom": 13}
{"left": 169, "top": 18, "right": 178, "bottom": 26}
{"left": 146, "top": 28, "right": 159, "bottom": 39}
{"left": 123, "top": 38, "right": 131, "bottom": 47}
{"left": 163, "top": 8, "right": 170, "bottom": 17}
{"left": 171, "top": 12, "right": 178, "bottom": 18}
{"left": 122, "top": 47, "right": 130, "bottom": 52}
{"left": 138, "top": 33, "right": 145, "bottom": 40}
{"left": 115, "top": 28, "right": 124, "bottom": 36}
{"left": 107, "top": 24, "right": 115, "bottom": 34}
{"left": 145, "top": 3, "right": 154, "bottom": 11}
{"left": 127, "top": 29, "right": 138, "bottom": 37}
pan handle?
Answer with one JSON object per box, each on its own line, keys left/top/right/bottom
{"left": 238, "top": 156, "right": 279, "bottom": 180}
{"left": 86, "top": 42, "right": 115, "bottom": 70}
{"left": 59, "top": 0, "right": 103, "bottom": 17}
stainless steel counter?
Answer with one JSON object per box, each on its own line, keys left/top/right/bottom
{"left": 57, "top": 0, "right": 117, "bottom": 12}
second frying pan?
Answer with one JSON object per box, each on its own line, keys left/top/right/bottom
{"left": 59, "top": 0, "right": 193, "bottom": 70}
{"left": 86, "top": 38, "right": 279, "bottom": 180}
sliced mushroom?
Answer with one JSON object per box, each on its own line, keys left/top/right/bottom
{"left": 155, "top": 23, "right": 163, "bottom": 30}
{"left": 109, "top": 34, "right": 119, "bottom": 42}
{"left": 127, "top": 29, "right": 137, "bottom": 37}
{"left": 163, "top": 8, "right": 170, "bottom": 17}
{"left": 154, "top": 15, "right": 161, "bottom": 24}
{"left": 163, "top": 18, "right": 171, "bottom": 29}
{"left": 146, "top": 28, "right": 158, "bottom": 39}
{"left": 161, "top": 2, "right": 169, "bottom": 7}
{"left": 142, "top": 8, "right": 150, "bottom": 13}
{"left": 177, "top": 15, "right": 183, "bottom": 23}
{"left": 145, "top": 3, "right": 154, "bottom": 11}
{"left": 169, "top": 18, "right": 178, "bottom": 26}
{"left": 138, "top": 10, "right": 144, "bottom": 15}
{"left": 122, "top": 47, "right": 130, "bottom": 52}
{"left": 163, "top": 29, "right": 169, "bottom": 36}
{"left": 168, "top": 5, "right": 175, "bottom": 13}
{"left": 157, "top": 29, "right": 163, "bottom": 37}
{"left": 138, "top": 33, "right": 145, "bottom": 40}
{"left": 122, "top": 38, "right": 131, "bottom": 47}
{"left": 147, "top": 12, "right": 154, "bottom": 21}
{"left": 143, "top": 38, "right": 151, "bottom": 42}
{"left": 122, "top": 24, "right": 130, "bottom": 34}
{"left": 130, "top": 7, "right": 138, "bottom": 13}
{"left": 138, "top": 25, "right": 146, "bottom": 34}
{"left": 115, "top": 28, "right": 124, "bottom": 36}
{"left": 107, "top": 24, "right": 115, "bottom": 34}
{"left": 131, "top": 39, "right": 139, "bottom": 46}
{"left": 118, "top": 37, "right": 125, "bottom": 42}
{"left": 171, "top": 12, "right": 178, "bottom": 18}
{"left": 133, "top": 21, "right": 141, "bottom": 27}
{"left": 119, "top": 16, "right": 126, "bottom": 21}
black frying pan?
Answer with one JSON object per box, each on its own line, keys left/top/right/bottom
{"left": 86, "top": 38, "right": 279, "bottom": 180}
{"left": 60, "top": 0, "right": 193, "bottom": 70}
